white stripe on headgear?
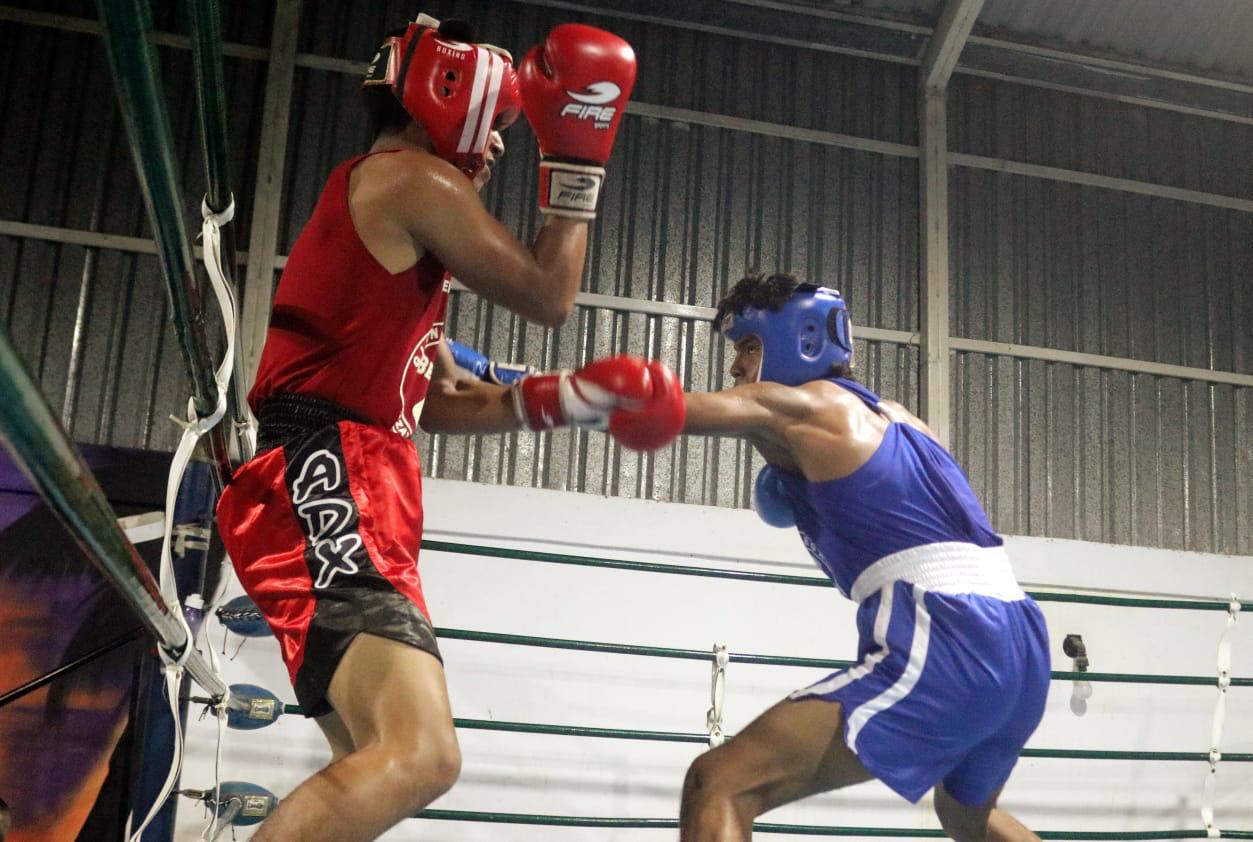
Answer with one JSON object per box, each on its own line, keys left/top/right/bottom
{"left": 457, "top": 47, "right": 491, "bottom": 154}
{"left": 472, "top": 52, "right": 505, "bottom": 155}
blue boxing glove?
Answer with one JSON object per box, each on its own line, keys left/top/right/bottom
{"left": 753, "top": 464, "right": 796, "bottom": 528}
{"left": 446, "top": 339, "right": 536, "bottom": 387}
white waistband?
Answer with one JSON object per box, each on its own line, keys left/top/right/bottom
{"left": 848, "top": 542, "right": 1025, "bottom": 604}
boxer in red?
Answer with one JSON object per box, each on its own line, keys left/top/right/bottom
{"left": 214, "top": 14, "right": 674, "bottom": 841}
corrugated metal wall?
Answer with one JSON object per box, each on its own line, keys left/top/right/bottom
{"left": 977, "top": 0, "right": 1253, "bottom": 79}
{"left": 953, "top": 355, "right": 1249, "bottom": 552}
{"left": 0, "top": 0, "right": 1247, "bottom": 552}
{"left": 946, "top": 76, "right": 1252, "bottom": 553}
{"left": 847, "top": 0, "right": 1253, "bottom": 79}
{"left": 0, "top": 8, "right": 269, "bottom": 450}
{"left": 950, "top": 75, "right": 1253, "bottom": 214}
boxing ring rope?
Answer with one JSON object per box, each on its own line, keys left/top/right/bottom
{"left": 288, "top": 710, "right": 1253, "bottom": 764}
{"left": 213, "top": 617, "right": 1242, "bottom": 693}
{"left": 413, "top": 815, "right": 1253, "bottom": 838}
{"left": 186, "top": 0, "right": 233, "bottom": 218}
{"left": 0, "top": 328, "right": 228, "bottom": 700}
{"left": 417, "top": 627, "right": 1253, "bottom": 689}
{"left": 211, "top": 537, "right": 1249, "bottom": 838}
{"left": 421, "top": 540, "right": 1252, "bottom": 614}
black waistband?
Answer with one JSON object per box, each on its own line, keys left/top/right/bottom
{"left": 255, "top": 393, "right": 370, "bottom": 454}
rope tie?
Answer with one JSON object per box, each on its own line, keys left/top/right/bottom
{"left": 706, "top": 644, "right": 729, "bottom": 748}
{"left": 198, "top": 192, "right": 255, "bottom": 459}
{"left": 1200, "top": 595, "right": 1239, "bottom": 838}
{"left": 201, "top": 195, "right": 235, "bottom": 228}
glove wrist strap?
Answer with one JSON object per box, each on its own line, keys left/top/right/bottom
{"left": 513, "top": 373, "right": 567, "bottom": 431}
{"left": 538, "top": 160, "right": 605, "bottom": 220}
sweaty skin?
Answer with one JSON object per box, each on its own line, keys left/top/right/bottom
{"left": 675, "top": 334, "right": 1039, "bottom": 842}
{"left": 400, "top": 323, "right": 1039, "bottom": 842}
{"left": 682, "top": 335, "right": 937, "bottom": 477}
{"left": 349, "top": 124, "right": 587, "bottom": 327}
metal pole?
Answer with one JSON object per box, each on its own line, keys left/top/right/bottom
{"left": 0, "top": 328, "right": 227, "bottom": 701}
{"left": 240, "top": 0, "right": 300, "bottom": 380}
{"left": 0, "top": 627, "right": 146, "bottom": 710}
{"left": 918, "top": 89, "right": 951, "bottom": 447}
{"left": 185, "top": 0, "right": 231, "bottom": 214}
{"left": 186, "top": 0, "right": 254, "bottom": 462}
{"left": 94, "top": 0, "right": 233, "bottom": 485}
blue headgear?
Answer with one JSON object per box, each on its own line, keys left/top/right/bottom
{"left": 721, "top": 284, "right": 853, "bottom": 386}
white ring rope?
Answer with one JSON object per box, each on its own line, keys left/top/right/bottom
{"left": 1200, "top": 595, "right": 1240, "bottom": 838}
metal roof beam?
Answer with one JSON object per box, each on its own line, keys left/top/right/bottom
{"left": 515, "top": 0, "right": 1253, "bottom": 124}
{"left": 920, "top": 0, "right": 986, "bottom": 92}
{"left": 5, "top": 220, "right": 1250, "bottom": 386}
{"left": 3, "top": 3, "right": 1250, "bottom": 124}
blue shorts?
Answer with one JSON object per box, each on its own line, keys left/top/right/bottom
{"left": 791, "top": 581, "right": 1051, "bottom": 805}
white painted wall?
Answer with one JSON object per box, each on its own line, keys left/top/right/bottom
{"left": 176, "top": 478, "right": 1253, "bottom": 840}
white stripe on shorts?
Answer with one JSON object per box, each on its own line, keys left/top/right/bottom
{"left": 845, "top": 584, "right": 933, "bottom": 752}
{"left": 790, "top": 583, "right": 894, "bottom": 700}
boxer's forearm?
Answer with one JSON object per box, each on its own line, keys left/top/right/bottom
{"left": 419, "top": 378, "right": 520, "bottom": 435}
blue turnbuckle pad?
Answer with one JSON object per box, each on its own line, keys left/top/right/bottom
{"left": 216, "top": 594, "right": 270, "bottom": 638}
{"left": 225, "top": 683, "right": 285, "bottom": 730}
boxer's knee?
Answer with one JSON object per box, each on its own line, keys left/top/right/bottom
{"left": 377, "top": 730, "right": 462, "bottom": 809}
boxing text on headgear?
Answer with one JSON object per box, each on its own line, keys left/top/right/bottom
{"left": 721, "top": 284, "right": 854, "bottom": 386}
{"left": 363, "top": 13, "right": 522, "bottom": 179}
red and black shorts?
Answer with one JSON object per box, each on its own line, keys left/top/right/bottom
{"left": 215, "top": 394, "right": 440, "bottom": 717}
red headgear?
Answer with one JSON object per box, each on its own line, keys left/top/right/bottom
{"left": 364, "top": 14, "right": 521, "bottom": 179}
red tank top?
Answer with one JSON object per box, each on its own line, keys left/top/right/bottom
{"left": 249, "top": 151, "right": 449, "bottom": 437}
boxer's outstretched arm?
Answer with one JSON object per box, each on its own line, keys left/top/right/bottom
{"left": 419, "top": 350, "right": 682, "bottom": 451}
{"left": 683, "top": 383, "right": 817, "bottom": 437}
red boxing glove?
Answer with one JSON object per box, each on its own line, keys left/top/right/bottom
{"left": 609, "top": 361, "right": 685, "bottom": 451}
{"left": 518, "top": 24, "right": 637, "bottom": 219}
{"left": 513, "top": 356, "right": 685, "bottom": 452}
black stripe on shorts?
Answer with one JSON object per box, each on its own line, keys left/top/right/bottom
{"left": 281, "top": 423, "right": 440, "bottom": 716}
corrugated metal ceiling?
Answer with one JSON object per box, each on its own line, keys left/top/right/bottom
{"left": 826, "top": 0, "right": 1253, "bottom": 79}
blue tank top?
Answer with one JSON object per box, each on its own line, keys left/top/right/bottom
{"left": 776, "top": 378, "right": 1002, "bottom": 597}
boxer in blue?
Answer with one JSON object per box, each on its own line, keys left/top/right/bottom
{"left": 678, "top": 272, "right": 1050, "bottom": 841}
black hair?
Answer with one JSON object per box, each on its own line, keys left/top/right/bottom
{"left": 714, "top": 271, "right": 801, "bottom": 327}
{"left": 714, "top": 270, "right": 855, "bottom": 380}
{"left": 438, "top": 18, "right": 475, "bottom": 41}
{"left": 362, "top": 26, "right": 414, "bottom": 141}
{"left": 362, "top": 87, "right": 412, "bottom": 141}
